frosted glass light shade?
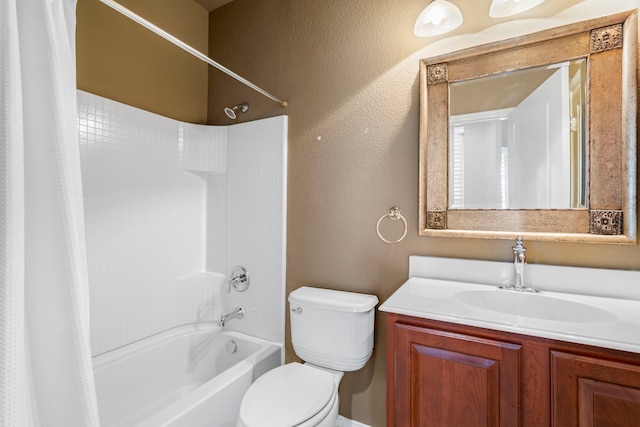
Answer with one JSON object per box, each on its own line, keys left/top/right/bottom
{"left": 414, "top": 0, "right": 463, "bottom": 37}
{"left": 489, "top": 0, "right": 545, "bottom": 18}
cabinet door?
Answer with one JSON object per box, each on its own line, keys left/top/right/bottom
{"left": 391, "top": 322, "right": 522, "bottom": 427}
{"left": 551, "top": 351, "right": 640, "bottom": 426}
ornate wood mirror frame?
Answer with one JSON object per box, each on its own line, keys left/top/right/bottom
{"left": 419, "top": 10, "right": 638, "bottom": 243}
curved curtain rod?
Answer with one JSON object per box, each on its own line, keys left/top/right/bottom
{"left": 99, "top": 0, "right": 288, "bottom": 108}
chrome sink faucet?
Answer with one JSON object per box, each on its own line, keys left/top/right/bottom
{"left": 499, "top": 237, "right": 539, "bottom": 293}
{"left": 513, "top": 236, "right": 526, "bottom": 290}
{"left": 219, "top": 307, "right": 244, "bottom": 327}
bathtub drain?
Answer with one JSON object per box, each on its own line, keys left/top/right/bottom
{"left": 226, "top": 339, "right": 238, "bottom": 354}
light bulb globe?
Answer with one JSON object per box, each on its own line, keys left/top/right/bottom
{"left": 414, "top": 0, "right": 463, "bottom": 37}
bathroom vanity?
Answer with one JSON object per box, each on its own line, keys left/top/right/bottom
{"left": 380, "top": 256, "right": 640, "bottom": 427}
{"left": 389, "top": 8, "right": 640, "bottom": 425}
{"left": 395, "top": 7, "right": 640, "bottom": 425}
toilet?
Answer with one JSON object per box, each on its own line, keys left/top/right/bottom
{"left": 237, "top": 286, "right": 378, "bottom": 427}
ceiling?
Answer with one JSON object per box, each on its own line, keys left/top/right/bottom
{"left": 193, "top": 0, "right": 234, "bottom": 11}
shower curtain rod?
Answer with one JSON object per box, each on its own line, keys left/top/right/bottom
{"left": 99, "top": 0, "right": 288, "bottom": 108}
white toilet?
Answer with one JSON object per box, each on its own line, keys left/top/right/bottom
{"left": 237, "top": 286, "right": 378, "bottom": 427}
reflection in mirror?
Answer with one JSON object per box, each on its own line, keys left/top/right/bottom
{"left": 448, "top": 59, "right": 588, "bottom": 210}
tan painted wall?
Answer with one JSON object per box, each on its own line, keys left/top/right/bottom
{"left": 207, "top": 0, "right": 640, "bottom": 425}
{"left": 76, "top": 0, "right": 209, "bottom": 123}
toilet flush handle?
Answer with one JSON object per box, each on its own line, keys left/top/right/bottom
{"left": 291, "top": 307, "right": 303, "bottom": 314}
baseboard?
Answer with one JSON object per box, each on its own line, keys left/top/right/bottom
{"left": 336, "top": 415, "right": 371, "bottom": 427}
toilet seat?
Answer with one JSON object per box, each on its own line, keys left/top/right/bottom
{"left": 238, "top": 362, "right": 336, "bottom": 427}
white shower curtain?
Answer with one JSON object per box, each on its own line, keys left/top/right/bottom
{"left": 1, "top": 0, "right": 100, "bottom": 426}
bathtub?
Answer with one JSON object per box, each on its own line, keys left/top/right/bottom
{"left": 93, "top": 324, "right": 282, "bottom": 427}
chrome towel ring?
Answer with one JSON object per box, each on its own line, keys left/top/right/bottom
{"left": 376, "top": 207, "right": 407, "bottom": 244}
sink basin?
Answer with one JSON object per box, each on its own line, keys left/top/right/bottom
{"left": 454, "top": 289, "right": 618, "bottom": 323}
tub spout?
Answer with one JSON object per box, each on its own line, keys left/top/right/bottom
{"left": 219, "top": 307, "right": 244, "bottom": 327}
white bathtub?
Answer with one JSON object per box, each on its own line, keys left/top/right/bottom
{"left": 93, "top": 324, "right": 282, "bottom": 427}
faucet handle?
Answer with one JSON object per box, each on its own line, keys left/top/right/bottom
{"left": 227, "top": 266, "right": 250, "bottom": 293}
{"left": 513, "top": 236, "right": 526, "bottom": 253}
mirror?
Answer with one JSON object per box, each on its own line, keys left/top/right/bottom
{"left": 419, "top": 10, "right": 637, "bottom": 243}
{"left": 448, "top": 59, "right": 588, "bottom": 210}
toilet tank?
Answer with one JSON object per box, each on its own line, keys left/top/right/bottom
{"left": 288, "top": 287, "right": 378, "bottom": 372}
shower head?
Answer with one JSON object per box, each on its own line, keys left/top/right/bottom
{"left": 224, "top": 103, "right": 249, "bottom": 120}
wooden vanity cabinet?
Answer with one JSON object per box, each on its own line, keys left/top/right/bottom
{"left": 390, "top": 320, "right": 521, "bottom": 426}
{"left": 551, "top": 351, "right": 640, "bottom": 426}
{"left": 386, "top": 313, "right": 640, "bottom": 427}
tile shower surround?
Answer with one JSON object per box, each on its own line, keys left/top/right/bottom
{"left": 77, "top": 91, "right": 287, "bottom": 355}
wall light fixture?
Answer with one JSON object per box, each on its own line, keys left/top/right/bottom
{"left": 414, "top": 0, "right": 463, "bottom": 37}
{"left": 414, "top": 0, "right": 547, "bottom": 37}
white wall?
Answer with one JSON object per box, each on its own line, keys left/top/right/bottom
{"left": 462, "top": 121, "right": 501, "bottom": 208}
{"left": 78, "top": 91, "right": 286, "bottom": 355}
{"left": 215, "top": 118, "right": 288, "bottom": 343}
{"left": 508, "top": 68, "right": 570, "bottom": 209}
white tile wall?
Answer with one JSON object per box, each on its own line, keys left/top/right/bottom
{"left": 220, "top": 117, "right": 288, "bottom": 343}
{"left": 181, "top": 123, "right": 227, "bottom": 173}
{"left": 78, "top": 91, "right": 287, "bottom": 355}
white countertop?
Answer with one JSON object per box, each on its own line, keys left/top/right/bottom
{"left": 379, "top": 256, "right": 640, "bottom": 354}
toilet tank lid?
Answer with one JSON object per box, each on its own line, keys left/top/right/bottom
{"left": 289, "top": 287, "right": 378, "bottom": 313}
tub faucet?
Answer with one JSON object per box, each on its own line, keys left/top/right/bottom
{"left": 219, "top": 307, "right": 244, "bottom": 327}
{"left": 499, "top": 237, "right": 538, "bottom": 292}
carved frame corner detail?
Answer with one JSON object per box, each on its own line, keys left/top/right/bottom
{"left": 426, "top": 210, "right": 447, "bottom": 229}
{"left": 590, "top": 210, "right": 623, "bottom": 235}
{"left": 427, "top": 63, "right": 448, "bottom": 85}
{"left": 591, "top": 24, "right": 623, "bottom": 53}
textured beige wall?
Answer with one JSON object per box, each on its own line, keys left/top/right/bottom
{"left": 76, "top": 0, "right": 209, "bottom": 123}
{"left": 207, "top": 1, "right": 640, "bottom": 425}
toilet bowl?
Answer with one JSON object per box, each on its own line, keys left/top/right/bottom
{"left": 236, "top": 287, "right": 378, "bottom": 427}
{"left": 237, "top": 363, "right": 342, "bottom": 427}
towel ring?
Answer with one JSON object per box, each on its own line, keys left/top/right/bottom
{"left": 376, "top": 207, "right": 407, "bottom": 244}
